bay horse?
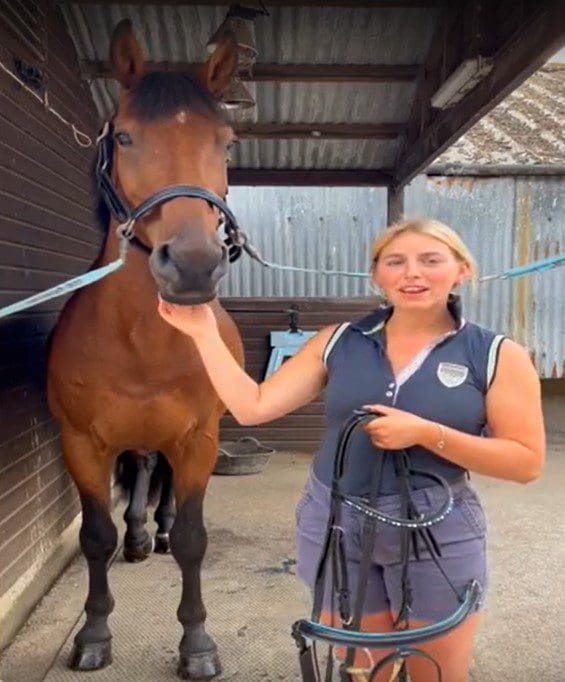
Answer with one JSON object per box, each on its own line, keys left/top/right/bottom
{"left": 47, "top": 19, "right": 243, "bottom": 679}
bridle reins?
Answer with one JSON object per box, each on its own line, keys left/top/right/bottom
{"left": 292, "top": 409, "right": 482, "bottom": 682}
{"left": 95, "top": 120, "right": 249, "bottom": 263}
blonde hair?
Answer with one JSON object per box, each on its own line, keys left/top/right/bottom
{"left": 370, "top": 217, "right": 478, "bottom": 282}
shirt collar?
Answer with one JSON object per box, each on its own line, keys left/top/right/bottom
{"left": 351, "top": 294, "right": 465, "bottom": 337}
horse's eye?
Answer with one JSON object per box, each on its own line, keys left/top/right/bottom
{"left": 115, "top": 132, "right": 133, "bottom": 146}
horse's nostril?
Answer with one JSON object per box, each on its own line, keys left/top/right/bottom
{"left": 157, "top": 243, "right": 170, "bottom": 266}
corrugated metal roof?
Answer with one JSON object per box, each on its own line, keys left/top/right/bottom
{"left": 59, "top": 2, "right": 440, "bottom": 170}
{"left": 433, "top": 65, "right": 565, "bottom": 168}
{"left": 239, "top": 82, "right": 417, "bottom": 124}
{"left": 231, "top": 138, "right": 399, "bottom": 169}
{"left": 61, "top": 4, "right": 439, "bottom": 65}
{"left": 58, "top": 4, "right": 564, "bottom": 173}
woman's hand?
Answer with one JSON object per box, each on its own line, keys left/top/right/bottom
{"left": 361, "top": 404, "right": 432, "bottom": 450}
{"left": 157, "top": 297, "right": 218, "bottom": 340}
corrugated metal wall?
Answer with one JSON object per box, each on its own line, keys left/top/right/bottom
{"left": 0, "top": 1, "right": 100, "bottom": 629}
{"left": 221, "top": 186, "right": 386, "bottom": 297}
{"left": 220, "top": 176, "right": 564, "bottom": 378}
{"left": 406, "top": 175, "right": 564, "bottom": 378}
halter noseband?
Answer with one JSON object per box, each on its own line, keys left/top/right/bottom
{"left": 95, "top": 120, "right": 244, "bottom": 262}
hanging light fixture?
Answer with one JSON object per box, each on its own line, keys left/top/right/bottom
{"left": 207, "top": 3, "right": 268, "bottom": 110}
{"left": 206, "top": 3, "right": 268, "bottom": 60}
{"left": 219, "top": 76, "right": 256, "bottom": 109}
{"left": 431, "top": 56, "right": 494, "bottom": 109}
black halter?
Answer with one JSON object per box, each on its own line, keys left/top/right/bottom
{"left": 94, "top": 121, "right": 244, "bottom": 262}
{"left": 292, "top": 409, "right": 481, "bottom": 682}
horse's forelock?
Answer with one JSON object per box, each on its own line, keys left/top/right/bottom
{"left": 130, "top": 72, "right": 222, "bottom": 121}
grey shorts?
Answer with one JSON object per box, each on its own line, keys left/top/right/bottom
{"left": 295, "top": 469, "right": 488, "bottom": 622}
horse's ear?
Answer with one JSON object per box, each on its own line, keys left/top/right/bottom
{"left": 110, "top": 19, "right": 145, "bottom": 90}
{"left": 199, "top": 33, "right": 239, "bottom": 99}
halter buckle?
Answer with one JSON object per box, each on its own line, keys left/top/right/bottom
{"left": 229, "top": 227, "right": 247, "bottom": 247}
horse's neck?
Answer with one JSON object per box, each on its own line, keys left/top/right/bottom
{"left": 97, "top": 231, "right": 160, "bottom": 318}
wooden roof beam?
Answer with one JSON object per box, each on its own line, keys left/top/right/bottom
{"left": 81, "top": 61, "right": 420, "bottom": 83}
{"left": 234, "top": 123, "right": 402, "bottom": 140}
{"left": 75, "top": 1, "right": 446, "bottom": 7}
{"left": 228, "top": 169, "right": 393, "bottom": 186}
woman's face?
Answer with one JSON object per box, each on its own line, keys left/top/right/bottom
{"left": 372, "top": 231, "right": 469, "bottom": 310}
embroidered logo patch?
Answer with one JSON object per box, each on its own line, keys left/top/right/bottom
{"left": 437, "top": 362, "right": 469, "bottom": 388}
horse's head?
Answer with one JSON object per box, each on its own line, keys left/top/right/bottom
{"left": 107, "top": 19, "right": 239, "bottom": 304}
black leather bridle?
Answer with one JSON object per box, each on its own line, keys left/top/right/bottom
{"left": 292, "top": 410, "right": 482, "bottom": 681}
{"left": 94, "top": 120, "right": 246, "bottom": 263}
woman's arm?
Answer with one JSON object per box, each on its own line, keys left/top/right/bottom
{"left": 420, "top": 338, "right": 545, "bottom": 483}
{"left": 158, "top": 300, "right": 336, "bottom": 425}
{"left": 363, "top": 339, "right": 545, "bottom": 484}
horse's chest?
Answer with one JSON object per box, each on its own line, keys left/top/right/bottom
{"left": 91, "top": 389, "right": 214, "bottom": 451}
{"left": 49, "top": 310, "right": 221, "bottom": 449}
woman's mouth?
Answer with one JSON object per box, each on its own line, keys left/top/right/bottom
{"left": 399, "top": 286, "right": 428, "bottom": 295}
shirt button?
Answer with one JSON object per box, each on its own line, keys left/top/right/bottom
{"left": 388, "top": 382, "right": 395, "bottom": 388}
{"left": 385, "top": 391, "right": 393, "bottom": 397}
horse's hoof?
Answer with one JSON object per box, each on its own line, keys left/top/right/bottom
{"left": 177, "top": 650, "right": 222, "bottom": 680}
{"left": 68, "top": 640, "right": 112, "bottom": 671}
{"left": 123, "top": 534, "right": 154, "bottom": 562}
{"left": 154, "top": 532, "right": 171, "bottom": 554}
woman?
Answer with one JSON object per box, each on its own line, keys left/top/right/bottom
{"left": 158, "top": 218, "right": 545, "bottom": 681}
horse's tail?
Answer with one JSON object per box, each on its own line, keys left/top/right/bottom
{"left": 115, "top": 451, "right": 170, "bottom": 506}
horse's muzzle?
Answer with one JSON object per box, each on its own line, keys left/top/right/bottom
{"left": 149, "top": 237, "right": 228, "bottom": 304}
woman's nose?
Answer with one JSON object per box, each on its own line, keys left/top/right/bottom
{"left": 404, "top": 259, "right": 422, "bottom": 277}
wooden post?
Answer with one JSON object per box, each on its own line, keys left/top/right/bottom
{"left": 387, "top": 185, "right": 404, "bottom": 225}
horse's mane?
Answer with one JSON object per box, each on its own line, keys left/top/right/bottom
{"left": 92, "top": 71, "right": 222, "bottom": 234}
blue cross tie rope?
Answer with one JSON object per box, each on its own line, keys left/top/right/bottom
{"left": 0, "top": 251, "right": 563, "bottom": 321}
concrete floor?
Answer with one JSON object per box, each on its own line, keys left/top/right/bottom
{"left": 1, "top": 440, "right": 564, "bottom": 682}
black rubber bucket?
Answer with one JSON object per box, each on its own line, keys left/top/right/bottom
{"left": 214, "top": 436, "right": 275, "bottom": 475}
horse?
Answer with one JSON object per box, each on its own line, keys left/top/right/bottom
{"left": 47, "top": 19, "right": 244, "bottom": 679}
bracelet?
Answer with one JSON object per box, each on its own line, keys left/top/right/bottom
{"left": 435, "top": 423, "right": 446, "bottom": 450}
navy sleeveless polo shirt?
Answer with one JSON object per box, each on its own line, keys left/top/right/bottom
{"left": 313, "top": 297, "right": 505, "bottom": 496}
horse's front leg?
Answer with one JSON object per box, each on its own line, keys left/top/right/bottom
{"left": 168, "top": 424, "right": 221, "bottom": 680}
{"left": 61, "top": 429, "right": 117, "bottom": 671}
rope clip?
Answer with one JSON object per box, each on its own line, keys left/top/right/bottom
{"left": 117, "top": 219, "right": 135, "bottom": 241}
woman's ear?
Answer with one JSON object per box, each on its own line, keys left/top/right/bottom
{"left": 369, "top": 262, "right": 383, "bottom": 296}
{"left": 455, "top": 261, "right": 471, "bottom": 286}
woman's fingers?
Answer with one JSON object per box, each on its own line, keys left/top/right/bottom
{"left": 157, "top": 296, "right": 175, "bottom": 317}
{"left": 363, "top": 419, "right": 385, "bottom": 447}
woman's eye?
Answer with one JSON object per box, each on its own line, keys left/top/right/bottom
{"left": 115, "top": 132, "right": 133, "bottom": 146}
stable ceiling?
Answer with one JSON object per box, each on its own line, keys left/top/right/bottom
{"left": 59, "top": 1, "right": 565, "bottom": 188}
